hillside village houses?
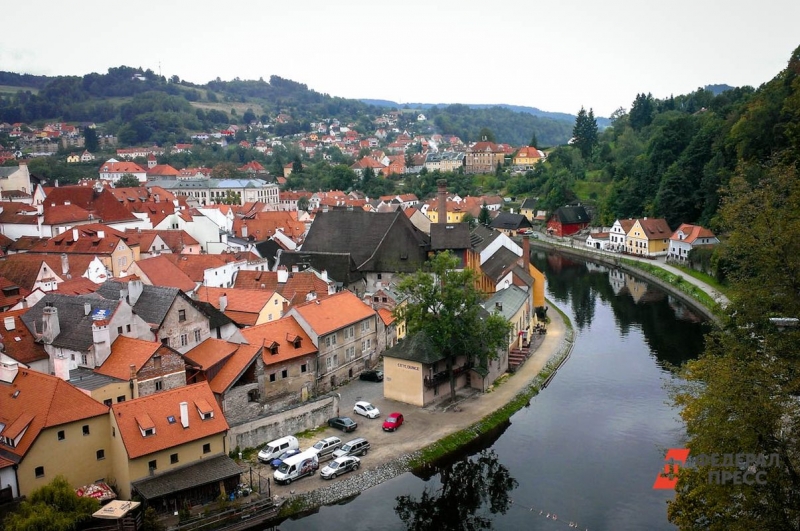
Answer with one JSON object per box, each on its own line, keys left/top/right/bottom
{"left": 0, "top": 115, "right": 725, "bottom": 514}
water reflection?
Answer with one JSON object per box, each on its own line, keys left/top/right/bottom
{"left": 533, "top": 251, "right": 709, "bottom": 370}
{"left": 395, "top": 450, "right": 518, "bottom": 531}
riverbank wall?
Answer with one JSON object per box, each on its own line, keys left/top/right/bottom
{"left": 528, "top": 238, "right": 721, "bottom": 325}
{"left": 273, "top": 300, "right": 576, "bottom": 521}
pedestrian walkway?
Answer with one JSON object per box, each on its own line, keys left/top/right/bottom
{"left": 531, "top": 232, "right": 729, "bottom": 307}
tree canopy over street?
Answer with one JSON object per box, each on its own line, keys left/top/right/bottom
{"left": 394, "top": 251, "right": 512, "bottom": 403}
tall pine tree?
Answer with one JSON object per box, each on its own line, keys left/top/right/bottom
{"left": 572, "top": 106, "right": 598, "bottom": 159}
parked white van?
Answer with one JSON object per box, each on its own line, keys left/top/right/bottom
{"left": 257, "top": 435, "right": 300, "bottom": 464}
{"left": 273, "top": 449, "right": 319, "bottom": 485}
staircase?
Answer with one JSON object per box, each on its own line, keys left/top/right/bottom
{"left": 508, "top": 346, "right": 531, "bottom": 371}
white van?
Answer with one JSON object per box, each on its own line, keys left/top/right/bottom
{"left": 273, "top": 449, "right": 319, "bottom": 485}
{"left": 257, "top": 435, "right": 299, "bottom": 464}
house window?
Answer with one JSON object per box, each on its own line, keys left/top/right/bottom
{"left": 170, "top": 453, "right": 179, "bottom": 464}
{"left": 82, "top": 425, "right": 90, "bottom": 436}
{"left": 203, "top": 443, "right": 211, "bottom": 454}
{"left": 117, "top": 396, "right": 125, "bottom": 402}
{"left": 344, "top": 326, "right": 354, "bottom": 339}
{"left": 58, "top": 430, "right": 65, "bottom": 441}
{"left": 118, "top": 326, "right": 123, "bottom": 334}
{"left": 180, "top": 334, "right": 188, "bottom": 347}
{"left": 346, "top": 346, "right": 355, "bottom": 361}
{"left": 326, "top": 357, "right": 332, "bottom": 371}
{"left": 148, "top": 460, "right": 157, "bottom": 471}
{"left": 248, "top": 389, "right": 260, "bottom": 402}
{"left": 178, "top": 309, "right": 186, "bottom": 322}
{"left": 333, "top": 354, "right": 338, "bottom": 367}
{"left": 126, "top": 324, "right": 131, "bottom": 332}
{"left": 161, "top": 337, "right": 170, "bottom": 346}
{"left": 97, "top": 449, "right": 105, "bottom": 460}
{"left": 194, "top": 329, "right": 201, "bottom": 342}
{"left": 153, "top": 356, "right": 162, "bottom": 369}
{"left": 81, "top": 354, "right": 88, "bottom": 365}
{"left": 155, "top": 380, "right": 163, "bottom": 391}
{"left": 143, "top": 428, "right": 154, "bottom": 437}
{"left": 361, "top": 320, "right": 370, "bottom": 332}
{"left": 35, "top": 466, "right": 45, "bottom": 478}
{"left": 269, "top": 373, "right": 276, "bottom": 382}
{"left": 282, "top": 369, "right": 288, "bottom": 378}
{"left": 112, "top": 427, "right": 115, "bottom": 437}
{"left": 377, "top": 274, "right": 382, "bottom": 280}
{"left": 104, "top": 399, "right": 112, "bottom": 407}
{"left": 301, "top": 363, "right": 307, "bottom": 373}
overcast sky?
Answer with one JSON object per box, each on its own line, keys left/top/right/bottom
{"left": 1, "top": 1, "right": 798, "bottom": 117}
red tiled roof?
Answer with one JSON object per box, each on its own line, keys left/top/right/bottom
{"left": 0, "top": 368, "right": 109, "bottom": 460}
{"left": 111, "top": 382, "right": 228, "bottom": 459}
{"left": 183, "top": 338, "right": 239, "bottom": 371}
{"left": 27, "top": 223, "right": 139, "bottom": 256}
{"left": 670, "top": 223, "right": 717, "bottom": 243}
{"left": 232, "top": 270, "right": 330, "bottom": 306}
{"left": 205, "top": 342, "right": 262, "bottom": 394}
{"left": 290, "top": 290, "right": 375, "bottom": 335}
{"left": 0, "top": 309, "right": 47, "bottom": 365}
{"left": 159, "top": 254, "right": 235, "bottom": 282}
{"left": 96, "top": 336, "right": 165, "bottom": 380}
{"left": 241, "top": 315, "right": 317, "bottom": 365}
{"left": 637, "top": 218, "right": 672, "bottom": 239}
{"left": 377, "top": 307, "right": 395, "bottom": 326}
{"left": 130, "top": 255, "right": 196, "bottom": 292}
{"left": 196, "top": 287, "right": 279, "bottom": 314}
{"left": 54, "top": 276, "right": 100, "bottom": 295}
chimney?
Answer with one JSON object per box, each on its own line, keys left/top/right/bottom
{"left": 128, "top": 279, "right": 144, "bottom": 305}
{"left": 92, "top": 316, "right": 112, "bottom": 366}
{"left": 320, "top": 269, "right": 328, "bottom": 282}
{"left": 61, "top": 253, "right": 69, "bottom": 275}
{"left": 277, "top": 266, "right": 288, "bottom": 284}
{"left": 84, "top": 302, "right": 91, "bottom": 316}
{"left": 98, "top": 230, "right": 105, "bottom": 239}
{"left": 522, "top": 234, "right": 531, "bottom": 271}
{"left": 437, "top": 179, "right": 447, "bottom": 224}
{"left": 0, "top": 361, "right": 19, "bottom": 384}
{"left": 180, "top": 401, "right": 189, "bottom": 428}
{"left": 241, "top": 224, "right": 248, "bottom": 238}
{"left": 120, "top": 287, "right": 128, "bottom": 301}
{"left": 42, "top": 305, "right": 60, "bottom": 344}
{"left": 291, "top": 264, "right": 299, "bottom": 273}
{"left": 72, "top": 228, "right": 79, "bottom": 241}
{"left": 219, "top": 293, "right": 228, "bottom": 313}
{"left": 495, "top": 302, "right": 503, "bottom": 311}
{"left": 129, "top": 364, "right": 139, "bottom": 399}
{"left": 54, "top": 179, "right": 59, "bottom": 187}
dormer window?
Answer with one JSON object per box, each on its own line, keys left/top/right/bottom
{"left": 195, "top": 399, "right": 214, "bottom": 420}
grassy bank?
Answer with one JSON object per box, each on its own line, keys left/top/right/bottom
{"left": 621, "top": 259, "right": 721, "bottom": 313}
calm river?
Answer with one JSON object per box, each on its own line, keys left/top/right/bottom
{"left": 271, "top": 251, "right": 710, "bottom": 530}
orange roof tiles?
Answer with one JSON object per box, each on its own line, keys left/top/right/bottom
{"left": 670, "top": 223, "right": 717, "bottom": 243}
{"left": 96, "top": 336, "right": 164, "bottom": 380}
{"left": 0, "top": 309, "right": 47, "bottom": 365}
{"left": 195, "top": 286, "right": 278, "bottom": 314}
{"left": 183, "top": 338, "right": 239, "bottom": 371}
{"left": 130, "top": 255, "right": 197, "bottom": 292}
{"left": 111, "top": 382, "right": 228, "bottom": 459}
{"left": 290, "top": 290, "right": 375, "bottom": 335}
{"left": 241, "top": 315, "right": 318, "bottom": 365}
{"left": 205, "top": 343, "right": 262, "bottom": 395}
{"left": 232, "top": 270, "right": 330, "bottom": 306}
{"left": 637, "top": 218, "right": 672, "bottom": 239}
{"left": 159, "top": 254, "right": 236, "bottom": 282}
{"left": 378, "top": 307, "right": 395, "bottom": 326}
{"left": 0, "top": 368, "right": 109, "bottom": 460}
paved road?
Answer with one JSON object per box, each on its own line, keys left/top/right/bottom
{"left": 246, "top": 306, "right": 569, "bottom": 499}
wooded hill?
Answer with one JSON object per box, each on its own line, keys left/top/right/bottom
{"left": 0, "top": 66, "right": 572, "bottom": 147}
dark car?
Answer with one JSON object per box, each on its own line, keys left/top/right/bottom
{"left": 359, "top": 370, "right": 384, "bottom": 382}
{"left": 382, "top": 412, "right": 404, "bottom": 432}
{"left": 270, "top": 448, "right": 301, "bottom": 469}
{"left": 328, "top": 416, "right": 358, "bottom": 433}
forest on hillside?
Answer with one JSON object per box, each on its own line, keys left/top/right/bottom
{"left": 0, "top": 67, "right": 573, "bottom": 147}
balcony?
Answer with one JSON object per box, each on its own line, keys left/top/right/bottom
{"left": 423, "top": 362, "right": 473, "bottom": 389}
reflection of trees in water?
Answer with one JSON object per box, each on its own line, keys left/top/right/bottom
{"left": 531, "top": 252, "right": 709, "bottom": 368}
{"left": 394, "top": 450, "right": 518, "bottom": 531}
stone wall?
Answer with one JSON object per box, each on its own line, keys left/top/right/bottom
{"left": 226, "top": 394, "right": 339, "bottom": 451}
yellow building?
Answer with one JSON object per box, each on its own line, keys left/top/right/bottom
{"left": 512, "top": 147, "right": 543, "bottom": 168}
{"left": 109, "top": 382, "right": 237, "bottom": 505}
{"left": 0, "top": 365, "right": 111, "bottom": 498}
{"left": 625, "top": 218, "right": 672, "bottom": 257}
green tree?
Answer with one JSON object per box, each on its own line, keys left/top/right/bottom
{"left": 83, "top": 126, "right": 99, "bottom": 152}
{"left": 629, "top": 92, "right": 655, "bottom": 131}
{"left": 478, "top": 127, "right": 496, "bottom": 143}
{"left": 529, "top": 131, "right": 538, "bottom": 147}
{"left": 3, "top": 475, "right": 100, "bottom": 531}
{"left": 292, "top": 155, "right": 303, "bottom": 175}
{"left": 394, "top": 251, "right": 512, "bottom": 403}
{"left": 116, "top": 174, "right": 141, "bottom": 188}
{"left": 462, "top": 212, "right": 476, "bottom": 229}
{"left": 572, "top": 106, "right": 598, "bottom": 159}
{"left": 395, "top": 450, "right": 518, "bottom": 530}
{"left": 668, "top": 161, "right": 800, "bottom": 530}
{"left": 297, "top": 196, "right": 310, "bottom": 212}
{"left": 478, "top": 202, "right": 491, "bottom": 226}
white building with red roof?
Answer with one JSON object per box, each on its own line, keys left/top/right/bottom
{"left": 668, "top": 223, "right": 720, "bottom": 261}
{"left": 99, "top": 158, "right": 147, "bottom": 184}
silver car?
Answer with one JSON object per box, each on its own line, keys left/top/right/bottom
{"left": 320, "top": 455, "right": 360, "bottom": 479}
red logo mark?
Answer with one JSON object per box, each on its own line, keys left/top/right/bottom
{"left": 653, "top": 448, "right": 690, "bottom": 489}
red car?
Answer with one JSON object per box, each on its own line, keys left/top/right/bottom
{"left": 382, "top": 412, "right": 404, "bottom": 432}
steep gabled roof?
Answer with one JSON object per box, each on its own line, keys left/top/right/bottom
{"left": 96, "top": 280, "right": 182, "bottom": 327}
{"left": 205, "top": 343, "right": 262, "bottom": 395}
{"left": 300, "top": 210, "right": 429, "bottom": 271}
{"left": 0, "top": 368, "right": 109, "bottom": 461}
{"left": 0, "top": 309, "right": 47, "bottom": 365}
{"left": 96, "top": 337, "right": 178, "bottom": 380}
{"left": 429, "top": 223, "right": 471, "bottom": 250}
{"left": 130, "top": 255, "right": 197, "bottom": 293}
{"left": 637, "top": 218, "right": 671, "bottom": 239}
{"left": 241, "top": 315, "right": 317, "bottom": 365}
{"left": 383, "top": 330, "right": 445, "bottom": 364}
{"left": 670, "top": 223, "right": 717, "bottom": 243}
{"left": 290, "top": 290, "right": 375, "bottom": 335}
{"left": 21, "top": 294, "right": 121, "bottom": 351}
{"left": 552, "top": 206, "right": 590, "bottom": 225}
{"left": 111, "top": 382, "right": 228, "bottom": 459}
{"left": 490, "top": 212, "right": 531, "bottom": 231}
{"left": 481, "top": 246, "right": 522, "bottom": 281}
